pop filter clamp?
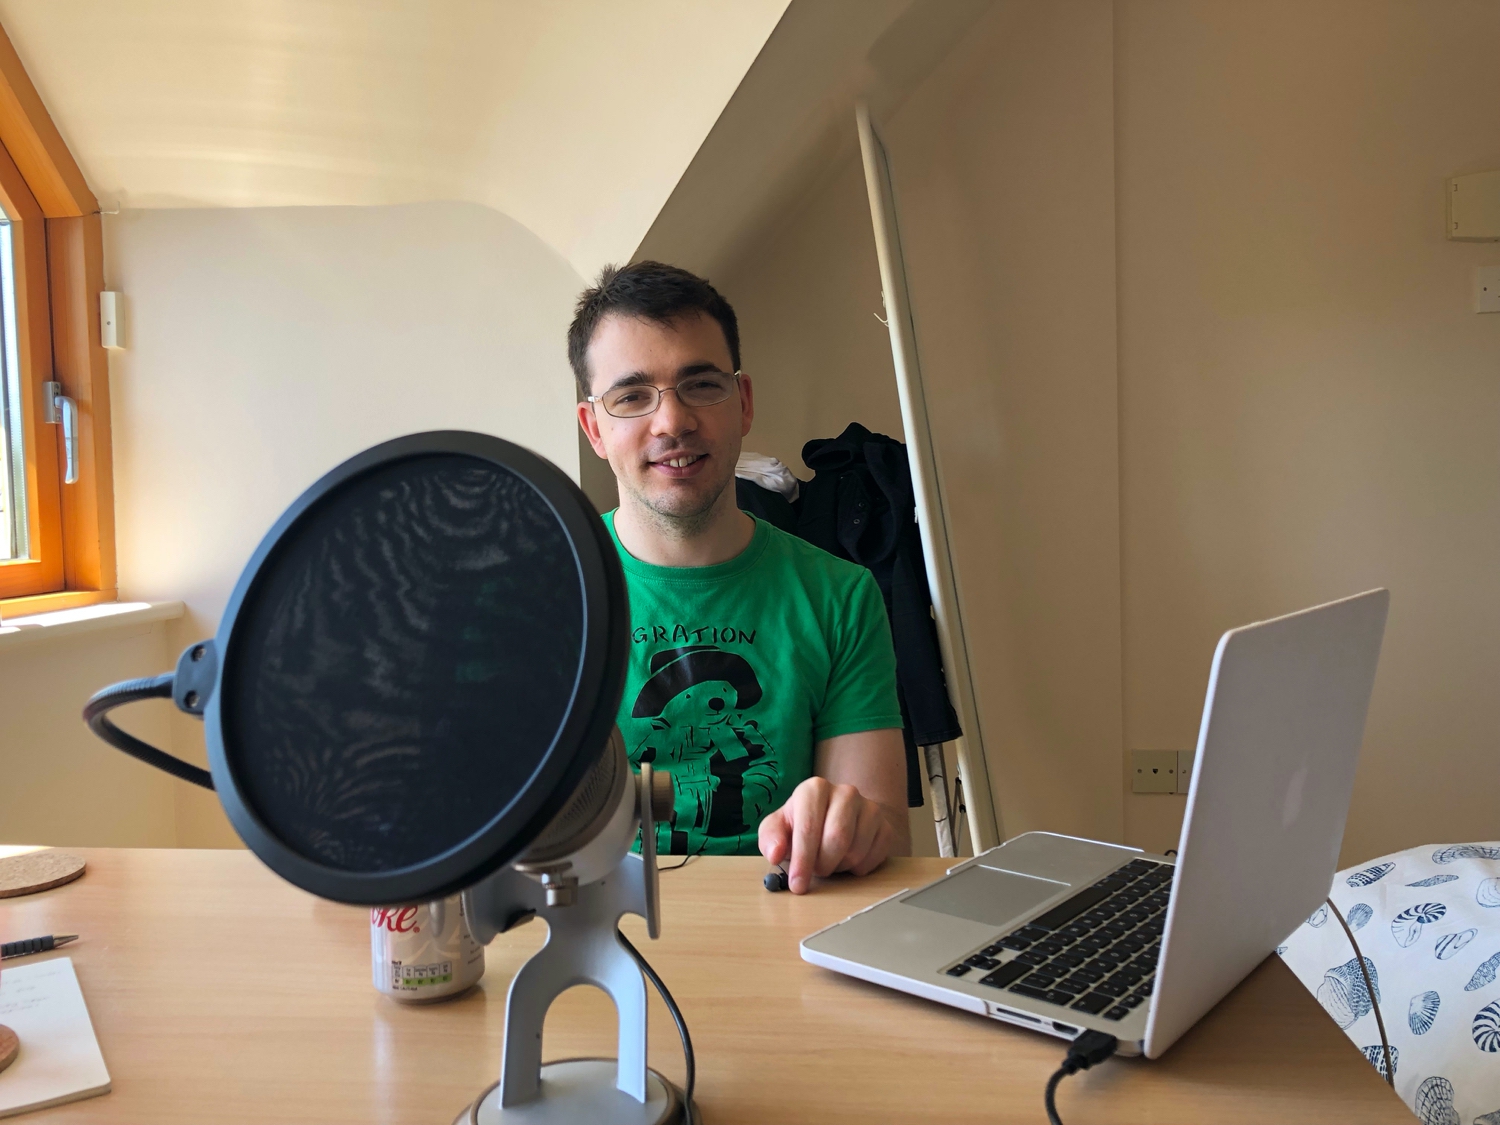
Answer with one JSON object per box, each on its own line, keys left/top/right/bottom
{"left": 82, "top": 431, "right": 695, "bottom": 1125}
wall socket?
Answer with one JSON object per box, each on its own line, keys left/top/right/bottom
{"left": 1131, "top": 749, "right": 1197, "bottom": 795}
{"left": 1131, "top": 750, "right": 1177, "bottom": 793}
{"left": 1175, "top": 749, "right": 1196, "bottom": 794}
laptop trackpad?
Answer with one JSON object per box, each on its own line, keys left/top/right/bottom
{"left": 904, "top": 865, "right": 1069, "bottom": 927}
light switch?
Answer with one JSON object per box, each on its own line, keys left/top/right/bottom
{"left": 1476, "top": 266, "right": 1500, "bottom": 314}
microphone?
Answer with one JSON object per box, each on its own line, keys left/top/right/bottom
{"left": 83, "top": 431, "right": 692, "bottom": 1123}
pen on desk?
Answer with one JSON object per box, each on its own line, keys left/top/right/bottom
{"left": 1, "top": 935, "right": 78, "bottom": 959}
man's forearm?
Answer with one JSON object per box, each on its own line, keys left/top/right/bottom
{"left": 815, "top": 727, "right": 910, "bottom": 860}
{"left": 879, "top": 798, "right": 912, "bottom": 857}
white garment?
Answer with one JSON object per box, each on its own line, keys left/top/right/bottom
{"left": 1278, "top": 842, "right": 1500, "bottom": 1125}
{"left": 735, "top": 451, "right": 800, "bottom": 502}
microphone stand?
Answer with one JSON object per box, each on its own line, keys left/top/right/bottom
{"left": 458, "top": 763, "right": 684, "bottom": 1125}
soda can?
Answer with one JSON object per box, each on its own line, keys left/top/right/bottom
{"left": 370, "top": 895, "right": 484, "bottom": 1002}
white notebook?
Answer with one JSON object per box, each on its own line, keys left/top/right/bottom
{"left": 0, "top": 958, "right": 110, "bottom": 1118}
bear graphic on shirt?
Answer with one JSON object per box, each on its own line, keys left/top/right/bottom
{"left": 629, "top": 645, "right": 781, "bottom": 843}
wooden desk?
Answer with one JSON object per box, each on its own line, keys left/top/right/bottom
{"left": 2, "top": 850, "right": 1411, "bottom": 1124}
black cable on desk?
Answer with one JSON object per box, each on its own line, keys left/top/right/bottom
{"left": 617, "top": 929, "right": 698, "bottom": 1124}
{"left": 1044, "top": 1030, "right": 1118, "bottom": 1125}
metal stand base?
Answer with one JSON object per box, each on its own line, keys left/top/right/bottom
{"left": 460, "top": 762, "right": 687, "bottom": 1122}
{"left": 455, "top": 1060, "right": 685, "bottom": 1125}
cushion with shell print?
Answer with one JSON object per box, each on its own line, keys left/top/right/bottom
{"left": 1280, "top": 842, "right": 1500, "bottom": 1125}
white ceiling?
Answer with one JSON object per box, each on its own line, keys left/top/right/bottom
{"left": 0, "top": 0, "right": 789, "bottom": 279}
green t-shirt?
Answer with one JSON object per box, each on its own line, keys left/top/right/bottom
{"left": 604, "top": 511, "right": 902, "bottom": 856}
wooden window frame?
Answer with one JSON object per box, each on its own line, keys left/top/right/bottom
{"left": 0, "top": 22, "right": 114, "bottom": 615}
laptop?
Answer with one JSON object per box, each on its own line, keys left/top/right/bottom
{"left": 801, "top": 589, "right": 1389, "bottom": 1058}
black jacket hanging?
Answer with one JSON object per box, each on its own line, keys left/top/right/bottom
{"left": 734, "top": 477, "right": 798, "bottom": 534}
{"left": 797, "top": 423, "right": 962, "bottom": 807}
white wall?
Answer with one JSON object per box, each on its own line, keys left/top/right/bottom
{"left": 1115, "top": 0, "right": 1500, "bottom": 862}
{"left": 0, "top": 622, "right": 178, "bottom": 847}
{"left": 718, "top": 154, "right": 904, "bottom": 472}
{"left": 92, "top": 200, "right": 584, "bottom": 845}
{"left": 881, "top": 0, "right": 1123, "bottom": 849}
{"left": 708, "top": 0, "right": 1500, "bottom": 866}
{"left": 718, "top": 0, "right": 1125, "bottom": 854}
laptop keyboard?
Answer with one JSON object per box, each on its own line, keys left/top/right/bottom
{"left": 942, "top": 857, "right": 1172, "bottom": 1022}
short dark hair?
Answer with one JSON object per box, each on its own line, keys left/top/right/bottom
{"left": 567, "top": 261, "right": 740, "bottom": 397}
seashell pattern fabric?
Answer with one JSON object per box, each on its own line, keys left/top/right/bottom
{"left": 1317, "top": 956, "right": 1380, "bottom": 1028}
{"left": 1279, "top": 842, "right": 1500, "bottom": 1124}
{"left": 1476, "top": 1002, "right": 1500, "bottom": 1053}
{"left": 1347, "top": 862, "right": 1396, "bottom": 887}
{"left": 1409, "top": 990, "right": 1441, "bottom": 1035}
{"left": 1392, "top": 903, "right": 1448, "bottom": 948}
{"left": 1466, "top": 952, "right": 1500, "bottom": 992}
{"left": 1415, "top": 1076, "right": 1460, "bottom": 1125}
{"left": 1436, "top": 930, "right": 1477, "bottom": 961}
{"left": 1433, "top": 844, "right": 1500, "bottom": 864}
{"left": 1360, "top": 1044, "right": 1398, "bottom": 1079}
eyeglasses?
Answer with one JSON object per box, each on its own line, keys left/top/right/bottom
{"left": 587, "top": 370, "right": 741, "bottom": 419}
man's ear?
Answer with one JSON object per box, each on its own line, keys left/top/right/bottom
{"left": 577, "top": 400, "right": 609, "bottom": 459}
{"left": 738, "top": 372, "right": 755, "bottom": 437}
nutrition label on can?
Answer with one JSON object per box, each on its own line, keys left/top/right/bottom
{"left": 372, "top": 896, "right": 484, "bottom": 1001}
{"left": 390, "top": 960, "right": 455, "bottom": 989}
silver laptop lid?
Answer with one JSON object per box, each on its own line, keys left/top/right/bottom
{"left": 1145, "top": 588, "right": 1388, "bottom": 1057}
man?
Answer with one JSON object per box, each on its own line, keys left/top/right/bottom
{"left": 570, "top": 261, "right": 911, "bottom": 894}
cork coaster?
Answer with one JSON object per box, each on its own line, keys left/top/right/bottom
{"left": 0, "top": 1025, "right": 17, "bottom": 1075}
{"left": 0, "top": 851, "right": 86, "bottom": 899}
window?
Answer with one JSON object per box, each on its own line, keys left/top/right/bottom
{"left": 0, "top": 152, "right": 65, "bottom": 603}
{"left": 0, "top": 23, "right": 114, "bottom": 613}
{"left": 0, "top": 219, "right": 21, "bottom": 561}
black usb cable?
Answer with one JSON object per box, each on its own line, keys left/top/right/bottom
{"left": 1044, "top": 1029, "right": 1119, "bottom": 1125}
{"left": 617, "top": 929, "right": 699, "bottom": 1124}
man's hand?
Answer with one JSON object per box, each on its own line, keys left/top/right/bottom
{"left": 757, "top": 727, "right": 910, "bottom": 894}
{"left": 758, "top": 777, "right": 902, "bottom": 893}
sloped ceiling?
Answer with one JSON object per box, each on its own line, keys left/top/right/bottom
{"left": 0, "top": 0, "right": 789, "bottom": 279}
{"left": 637, "top": 0, "right": 994, "bottom": 280}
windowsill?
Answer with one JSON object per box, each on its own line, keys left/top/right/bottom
{"left": 0, "top": 588, "right": 119, "bottom": 616}
{"left": 0, "top": 600, "right": 185, "bottom": 651}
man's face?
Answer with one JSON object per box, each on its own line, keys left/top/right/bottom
{"left": 577, "top": 312, "right": 754, "bottom": 526}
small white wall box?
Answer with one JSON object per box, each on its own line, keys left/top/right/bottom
{"left": 1476, "top": 267, "right": 1500, "bottom": 315}
{"left": 1447, "top": 171, "right": 1500, "bottom": 241}
{"left": 99, "top": 291, "right": 122, "bottom": 349}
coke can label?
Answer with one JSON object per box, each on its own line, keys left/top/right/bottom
{"left": 370, "top": 895, "right": 484, "bottom": 1002}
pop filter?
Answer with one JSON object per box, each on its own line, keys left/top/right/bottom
{"left": 211, "top": 431, "right": 628, "bottom": 904}
{"left": 85, "top": 431, "right": 691, "bottom": 1123}
{"left": 90, "top": 431, "right": 629, "bottom": 905}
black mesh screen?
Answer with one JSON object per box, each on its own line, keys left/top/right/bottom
{"left": 221, "top": 453, "right": 585, "bottom": 873}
